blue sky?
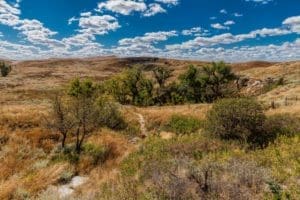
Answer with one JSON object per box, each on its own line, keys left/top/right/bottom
{"left": 0, "top": 0, "right": 299, "bottom": 61}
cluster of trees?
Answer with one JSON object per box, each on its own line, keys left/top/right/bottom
{"left": 100, "top": 62, "right": 237, "bottom": 106}
{"left": 0, "top": 61, "right": 12, "bottom": 77}
{"left": 50, "top": 79, "right": 126, "bottom": 154}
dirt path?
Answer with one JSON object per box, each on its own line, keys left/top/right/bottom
{"left": 135, "top": 113, "right": 147, "bottom": 138}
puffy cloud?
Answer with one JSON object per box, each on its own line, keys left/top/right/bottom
{"left": 0, "top": 39, "right": 42, "bottom": 60}
{"left": 97, "top": 0, "right": 147, "bottom": 15}
{"left": 63, "top": 14, "right": 120, "bottom": 49}
{"left": 0, "top": 0, "right": 298, "bottom": 62}
{"left": 97, "top": 0, "right": 178, "bottom": 17}
{"left": 220, "top": 9, "right": 227, "bottom": 14}
{"left": 283, "top": 15, "right": 300, "bottom": 34}
{"left": 62, "top": 33, "right": 96, "bottom": 47}
{"left": 119, "top": 30, "right": 178, "bottom": 46}
{"left": 166, "top": 27, "right": 292, "bottom": 51}
{"left": 115, "top": 30, "right": 178, "bottom": 55}
{"left": 182, "top": 27, "right": 209, "bottom": 37}
{"left": 0, "top": 0, "right": 63, "bottom": 48}
{"left": 0, "top": 0, "right": 21, "bottom": 26}
{"left": 211, "top": 20, "right": 235, "bottom": 30}
{"left": 194, "top": 40, "right": 299, "bottom": 62}
{"left": 233, "top": 13, "right": 243, "bottom": 17}
{"left": 211, "top": 23, "right": 229, "bottom": 30}
{"left": 143, "top": 3, "right": 166, "bottom": 17}
{"left": 155, "top": 0, "right": 179, "bottom": 6}
{"left": 68, "top": 17, "right": 77, "bottom": 25}
{"left": 15, "top": 19, "right": 61, "bottom": 45}
{"left": 224, "top": 20, "right": 235, "bottom": 26}
{"left": 78, "top": 15, "right": 120, "bottom": 35}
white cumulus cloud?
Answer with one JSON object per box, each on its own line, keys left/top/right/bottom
{"left": 283, "top": 15, "right": 300, "bottom": 34}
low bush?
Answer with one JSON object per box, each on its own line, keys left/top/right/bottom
{"left": 82, "top": 143, "right": 111, "bottom": 165}
{"left": 166, "top": 115, "right": 203, "bottom": 134}
{"left": 51, "top": 145, "right": 80, "bottom": 164}
{"left": 206, "top": 98, "right": 266, "bottom": 147}
{"left": 262, "top": 77, "right": 285, "bottom": 93}
{"left": 96, "top": 95, "right": 127, "bottom": 130}
{"left": 57, "top": 170, "right": 74, "bottom": 184}
{"left": 189, "top": 159, "right": 271, "bottom": 199}
{"left": 264, "top": 114, "right": 300, "bottom": 137}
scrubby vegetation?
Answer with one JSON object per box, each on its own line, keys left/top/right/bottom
{"left": 206, "top": 98, "right": 266, "bottom": 147}
{"left": 166, "top": 114, "right": 203, "bottom": 135}
{"left": 206, "top": 98, "right": 300, "bottom": 148}
{"left": 100, "top": 61, "right": 238, "bottom": 106}
{"left": 0, "top": 60, "right": 299, "bottom": 199}
{"left": 49, "top": 78, "right": 127, "bottom": 154}
{"left": 107, "top": 134, "right": 300, "bottom": 200}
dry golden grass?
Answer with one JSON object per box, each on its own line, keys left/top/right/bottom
{"left": 0, "top": 57, "right": 299, "bottom": 199}
{"left": 22, "top": 163, "right": 69, "bottom": 194}
{"left": 240, "top": 61, "right": 300, "bottom": 82}
{"left": 0, "top": 163, "right": 69, "bottom": 199}
{"left": 135, "top": 104, "right": 210, "bottom": 131}
{"left": 76, "top": 130, "right": 138, "bottom": 196}
{"left": 266, "top": 103, "right": 300, "bottom": 117}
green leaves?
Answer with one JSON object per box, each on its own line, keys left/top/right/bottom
{"left": 68, "top": 78, "right": 96, "bottom": 98}
{"left": 153, "top": 66, "right": 172, "bottom": 88}
{"left": 206, "top": 98, "right": 268, "bottom": 147}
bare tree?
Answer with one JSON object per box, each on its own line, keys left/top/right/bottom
{"left": 50, "top": 94, "right": 74, "bottom": 148}
{"left": 68, "top": 78, "right": 101, "bottom": 154}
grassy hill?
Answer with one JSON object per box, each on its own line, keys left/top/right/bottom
{"left": 0, "top": 57, "right": 299, "bottom": 199}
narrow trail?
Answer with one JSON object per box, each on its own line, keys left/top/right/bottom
{"left": 135, "top": 113, "right": 147, "bottom": 138}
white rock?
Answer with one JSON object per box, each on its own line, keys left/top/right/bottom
{"left": 57, "top": 185, "right": 74, "bottom": 198}
{"left": 69, "top": 176, "right": 88, "bottom": 188}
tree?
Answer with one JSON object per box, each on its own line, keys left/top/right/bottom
{"left": 102, "top": 73, "right": 130, "bottom": 104}
{"left": 125, "top": 67, "right": 154, "bottom": 106}
{"left": 178, "top": 65, "right": 203, "bottom": 103}
{"left": 50, "top": 94, "right": 74, "bottom": 148}
{"left": 96, "top": 95, "right": 127, "bottom": 130}
{"left": 125, "top": 67, "right": 142, "bottom": 104}
{"left": 68, "top": 78, "right": 100, "bottom": 154}
{"left": 205, "top": 98, "right": 266, "bottom": 146}
{"left": 200, "top": 62, "right": 236, "bottom": 101}
{"left": 153, "top": 66, "right": 172, "bottom": 88}
{"left": 0, "top": 62, "right": 12, "bottom": 77}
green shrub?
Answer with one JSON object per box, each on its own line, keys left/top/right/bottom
{"left": 96, "top": 95, "right": 127, "bottom": 130}
{"left": 0, "top": 62, "right": 12, "bottom": 77}
{"left": 58, "top": 170, "right": 74, "bottom": 184}
{"left": 264, "top": 114, "right": 300, "bottom": 137}
{"left": 263, "top": 77, "right": 285, "bottom": 93}
{"left": 205, "top": 98, "right": 267, "bottom": 147}
{"left": 83, "top": 143, "right": 111, "bottom": 165}
{"left": 166, "top": 115, "right": 203, "bottom": 134}
{"left": 51, "top": 145, "right": 80, "bottom": 164}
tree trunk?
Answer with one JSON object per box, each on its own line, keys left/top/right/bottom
{"left": 62, "top": 133, "right": 66, "bottom": 148}
{"left": 75, "top": 127, "right": 81, "bottom": 154}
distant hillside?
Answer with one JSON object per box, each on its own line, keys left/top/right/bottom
{"left": 0, "top": 57, "right": 299, "bottom": 106}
